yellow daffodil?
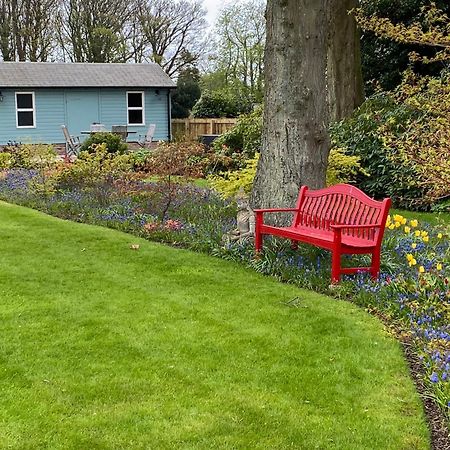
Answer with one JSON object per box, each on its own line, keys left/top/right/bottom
{"left": 414, "top": 230, "right": 421, "bottom": 237}
{"left": 393, "top": 214, "right": 403, "bottom": 222}
{"left": 395, "top": 221, "right": 401, "bottom": 228}
{"left": 420, "top": 230, "right": 428, "bottom": 238}
{"left": 406, "top": 253, "right": 414, "bottom": 262}
{"left": 437, "top": 263, "right": 443, "bottom": 271}
{"left": 404, "top": 226, "right": 411, "bottom": 233}
{"left": 401, "top": 218, "right": 407, "bottom": 225}
{"left": 388, "top": 224, "right": 395, "bottom": 230}
{"left": 423, "top": 236, "right": 429, "bottom": 243}
{"left": 438, "top": 233, "right": 443, "bottom": 239}
{"left": 409, "top": 258, "right": 417, "bottom": 267}
{"left": 411, "top": 243, "right": 417, "bottom": 249}
{"left": 419, "top": 266, "right": 425, "bottom": 273}
{"left": 410, "top": 219, "right": 418, "bottom": 228}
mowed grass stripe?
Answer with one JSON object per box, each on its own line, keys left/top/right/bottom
{"left": 0, "top": 202, "right": 429, "bottom": 449}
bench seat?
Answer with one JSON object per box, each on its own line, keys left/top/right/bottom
{"left": 260, "top": 225, "right": 378, "bottom": 250}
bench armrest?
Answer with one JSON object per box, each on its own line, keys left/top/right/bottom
{"left": 330, "top": 223, "right": 382, "bottom": 230}
{"left": 254, "top": 208, "right": 299, "bottom": 214}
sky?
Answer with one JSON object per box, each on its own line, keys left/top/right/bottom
{"left": 203, "top": 0, "right": 234, "bottom": 28}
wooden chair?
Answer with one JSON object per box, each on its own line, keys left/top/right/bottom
{"left": 138, "top": 124, "right": 156, "bottom": 148}
{"left": 112, "top": 125, "right": 127, "bottom": 141}
{"left": 61, "top": 125, "right": 81, "bottom": 156}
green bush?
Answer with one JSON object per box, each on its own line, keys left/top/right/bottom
{"left": 326, "top": 148, "right": 369, "bottom": 186}
{"left": 208, "top": 154, "right": 259, "bottom": 198}
{"left": 0, "top": 152, "right": 12, "bottom": 170}
{"left": 58, "top": 143, "right": 133, "bottom": 187}
{"left": 79, "top": 132, "right": 128, "bottom": 154}
{"left": 2, "top": 143, "right": 57, "bottom": 169}
{"left": 330, "top": 94, "right": 425, "bottom": 209}
{"left": 212, "top": 107, "right": 263, "bottom": 159}
{"left": 209, "top": 149, "right": 367, "bottom": 199}
{"left": 192, "top": 90, "right": 253, "bottom": 118}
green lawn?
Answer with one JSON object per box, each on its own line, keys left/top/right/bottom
{"left": 0, "top": 202, "right": 429, "bottom": 449}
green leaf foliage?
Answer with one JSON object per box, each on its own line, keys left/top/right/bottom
{"left": 211, "top": 106, "right": 263, "bottom": 168}
{"left": 79, "top": 132, "right": 128, "bottom": 154}
{"left": 210, "top": 149, "right": 367, "bottom": 199}
{"left": 330, "top": 94, "right": 425, "bottom": 209}
{"left": 191, "top": 90, "right": 253, "bottom": 118}
{"left": 360, "top": 0, "right": 450, "bottom": 93}
{"left": 171, "top": 67, "right": 201, "bottom": 119}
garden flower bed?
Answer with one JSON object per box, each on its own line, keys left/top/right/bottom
{"left": 0, "top": 163, "right": 448, "bottom": 438}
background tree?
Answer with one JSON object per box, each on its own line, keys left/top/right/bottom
{"left": 251, "top": 0, "right": 330, "bottom": 212}
{"left": 136, "top": 0, "right": 207, "bottom": 76}
{"left": 0, "top": 0, "right": 57, "bottom": 61}
{"left": 207, "top": 0, "right": 265, "bottom": 102}
{"left": 171, "top": 66, "right": 201, "bottom": 118}
{"left": 57, "top": 0, "right": 131, "bottom": 63}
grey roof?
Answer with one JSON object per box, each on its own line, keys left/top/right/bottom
{"left": 0, "top": 62, "right": 176, "bottom": 88}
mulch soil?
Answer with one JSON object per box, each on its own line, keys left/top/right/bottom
{"left": 401, "top": 340, "right": 450, "bottom": 450}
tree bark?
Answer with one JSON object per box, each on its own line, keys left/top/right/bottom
{"left": 251, "top": 0, "right": 330, "bottom": 217}
{"left": 327, "top": 0, "right": 364, "bottom": 122}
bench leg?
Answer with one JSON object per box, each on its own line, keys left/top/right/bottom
{"left": 255, "top": 230, "right": 262, "bottom": 253}
{"left": 331, "top": 250, "right": 341, "bottom": 283}
{"left": 371, "top": 250, "right": 381, "bottom": 280}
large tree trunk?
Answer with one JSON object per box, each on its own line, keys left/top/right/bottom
{"left": 251, "top": 0, "right": 330, "bottom": 216}
{"left": 327, "top": 0, "right": 364, "bottom": 122}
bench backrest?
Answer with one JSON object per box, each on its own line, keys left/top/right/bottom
{"left": 293, "top": 184, "right": 391, "bottom": 244}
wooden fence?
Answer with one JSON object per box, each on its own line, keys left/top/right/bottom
{"left": 172, "top": 118, "right": 238, "bottom": 140}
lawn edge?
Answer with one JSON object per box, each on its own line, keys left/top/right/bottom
{"left": 401, "top": 340, "right": 450, "bottom": 450}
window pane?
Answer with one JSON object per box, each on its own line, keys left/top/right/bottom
{"left": 128, "top": 109, "right": 143, "bottom": 124}
{"left": 18, "top": 111, "right": 34, "bottom": 127}
{"left": 17, "top": 93, "right": 33, "bottom": 109}
{"left": 128, "top": 93, "right": 142, "bottom": 108}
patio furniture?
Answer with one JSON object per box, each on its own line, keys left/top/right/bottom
{"left": 199, "top": 134, "right": 220, "bottom": 147}
{"left": 90, "top": 123, "right": 106, "bottom": 132}
{"left": 138, "top": 124, "right": 156, "bottom": 148}
{"left": 111, "top": 125, "right": 128, "bottom": 141}
{"left": 61, "top": 125, "right": 81, "bottom": 156}
{"left": 80, "top": 130, "right": 137, "bottom": 136}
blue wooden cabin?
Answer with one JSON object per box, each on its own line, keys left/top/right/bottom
{"left": 0, "top": 62, "right": 176, "bottom": 145}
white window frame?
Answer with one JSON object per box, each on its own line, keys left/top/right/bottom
{"left": 126, "top": 91, "right": 145, "bottom": 126}
{"left": 15, "top": 91, "right": 36, "bottom": 129}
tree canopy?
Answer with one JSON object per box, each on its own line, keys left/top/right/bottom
{"left": 0, "top": 0, "right": 207, "bottom": 77}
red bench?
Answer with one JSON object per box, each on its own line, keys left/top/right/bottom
{"left": 254, "top": 184, "right": 391, "bottom": 283}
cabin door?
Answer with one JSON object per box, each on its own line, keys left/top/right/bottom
{"left": 65, "top": 90, "right": 100, "bottom": 136}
